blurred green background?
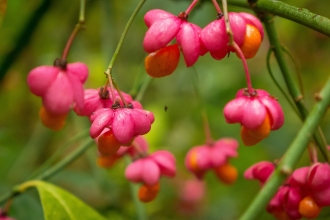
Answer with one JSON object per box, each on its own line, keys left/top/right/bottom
{"left": 1, "top": 0, "right": 330, "bottom": 219}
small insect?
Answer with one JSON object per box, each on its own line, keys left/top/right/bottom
{"left": 164, "top": 105, "right": 168, "bottom": 112}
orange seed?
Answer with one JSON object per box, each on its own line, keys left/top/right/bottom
{"left": 236, "top": 24, "right": 262, "bottom": 59}
{"left": 39, "top": 106, "right": 67, "bottom": 131}
{"left": 97, "top": 130, "right": 122, "bottom": 156}
{"left": 145, "top": 44, "right": 180, "bottom": 78}
{"left": 214, "top": 163, "right": 238, "bottom": 185}
{"left": 298, "top": 196, "right": 321, "bottom": 219}
{"left": 138, "top": 182, "right": 160, "bottom": 203}
{"left": 240, "top": 114, "right": 271, "bottom": 146}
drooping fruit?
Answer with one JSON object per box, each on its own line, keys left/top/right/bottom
{"left": 144, "top": 44, "right": 180, "bottom": 78}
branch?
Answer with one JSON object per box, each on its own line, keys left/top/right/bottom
{"left": 239, "top": 69, "right": 330, "bottom": 220}
{"left": 227, "top": 0, "right": 330, "bottom": 37}
{"left": 263, "top": 14, "right": 330, "bottom": 162}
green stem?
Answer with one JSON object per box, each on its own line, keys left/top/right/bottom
{"left": 133, "top": 75, "right": 153, "bottom": 102}
{"left": 227, "top": 0, "right": 330, "bottom": 37}
{"left": 106, "top": 0, "right": 146, "bottom": 71}
{"left": 0, "top": 138, "right": 94, "bottom": 205}
{"left": 263, "top": 14, "right": 330, "bottom": 162}
{"left": 239, "top": 73, "right": 330, "bottom": 220}
{"left": 6, "top": 121, "right": 52, "bottom": 181}
{"left": 79, "top": 0, "right": 85, "bottom": 23}
{"left": 125, "top": 157, "right": 147, "bottom": 220}
{"left": 266, "top": 49, "right": 299, "bottom": 116}
{"left": 103, "top": 0, "right": 146, "bottom": 104}
{"left": 191, "top": 68, "right": 213, "bottom": 145}
{"left": 34, "top": 138, "right": 94, "bottom": 180}
{"left": 281, "top": 46, "right": 304, "bottom": 97}
{"left": 27, "top": 129, "right": 89, "bottom": 180}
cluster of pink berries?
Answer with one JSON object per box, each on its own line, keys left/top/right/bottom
{"left": 27, "top": 59, "right": 88, "bottom": 130}
{"left": 224, "top": 89, "right": 284, "bottom": 146}
{"left": 185, "top": 138, "right": 238, "bottom": 184}
{"left": 27, "top": 60, "right": 155, "bottom": 146}
{"left": 25, "top": 0, "right": 286, "bottom": 208}
{"left": 97, "top": 135, "right": 176, "bottom": 203}
{"left": 245, "top": 161, "right": 330, "bottom": 219}
{"left": 27, "top": 57, "right": 169, "bottom": 202}
{"left": 142, "top": 5, "right": 284, "bottom": 146}
{"left": 143, "top": 8, "right": 263, "bottom": 78}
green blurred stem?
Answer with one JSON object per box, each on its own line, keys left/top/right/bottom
{"left": 125, "top": 157, "right": 147, "bottom": 220}
{"left": 134, "top": 75, "right": 153, "bottom": 102}
{"left": 0, "top": 0, "right": 51, "bottom": 82}
{"left": 239, "top": 71, "right": 330, "bottom": 220}
{"left": 0, "top": 138, "right": 94, "bottom": 205}
{"left": 263, "top": 14, "right": 330, "bottom": 162}
{"left": 191, "top": 68, "right": 213, "bottom": 144}
{"left": 26, "top": 128, "right": 90, "bottom": 180}
{"left": 34, "top": 138, "right": 94, "bottom": 180}
{"left": 227, "top": 0, "right": 330, "bottom": 37}
{"left": 79, "top": 0, "right": 85, "bottom": 22}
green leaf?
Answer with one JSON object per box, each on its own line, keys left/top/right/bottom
{"left": 19, "top": 180, "right": 107, "bottom": 220}
{"left": 0, "top": 0, "right": 7, "bottom": 27}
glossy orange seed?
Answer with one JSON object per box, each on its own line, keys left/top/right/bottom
{"left": 39, "top": 106, "right": 67, "bottom": 131}
{"left": 97, "top": 130, "right": 122, "bottom": 156}
{"left": 299, "top": 196, "right": 321, "bottom": 219}
{"left": 214, "top": 163, "right": 238, "bottom": 185}
{"left": 236, "top": 24, "right": 262, "bottom": 59}
{"left": 240, "top": 114, "right": 271, "bottom": 146}
{"left": 145, "top": 44, "right": 180, "bottom": 78}
{"left": 138, "top": 182, "right": 160, "bottom": 203}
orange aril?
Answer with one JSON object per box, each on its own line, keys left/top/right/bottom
{"left": 138, "top": 182, "right": 160, "bottom": 203}
{"left": 39, "top": 106, "right": 67, "bottom": 131}
{"left": 97, "top": 130, "right": 122, "bottom": 156}
{"left": 144, "top": 44, "right": 180, "bottom": 78}
{"left": 236, "top": 24, "right": 262, "bottom": 59}
{"left": 299, "top": 196, "right": 321, "bottom": 219}
{"left": 188, "top": 148, "right": 201, "bottom": 172}
{"left": 240, "top": 114, "right": 271, "bottom": 146}
{"left": 214, "top": 163, "right": 238, "bottom": 185}
{"left": 97, "top": 154, "right": 120, "bottom": 168}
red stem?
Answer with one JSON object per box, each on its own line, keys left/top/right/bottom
{"left": 61, "top": 23, "right": 84, "bottom": 60}
{"left": 185, "top": 0, "right": 199, "bottom": 15}
{"left": 232, "top": 43, "right": 254, "bottom": 94}
{"left": 307, "top": 144, "right": 318, "bottom": 164}
{"left": 212, "top": 0, "right": 222, "bottom": 14}
{"left": 202, "top": 110, "right": 213, "bottom": 145}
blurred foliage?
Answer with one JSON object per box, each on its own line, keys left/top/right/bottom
{"left": 0, "top": 0, "right": 330, "bottom": 219}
